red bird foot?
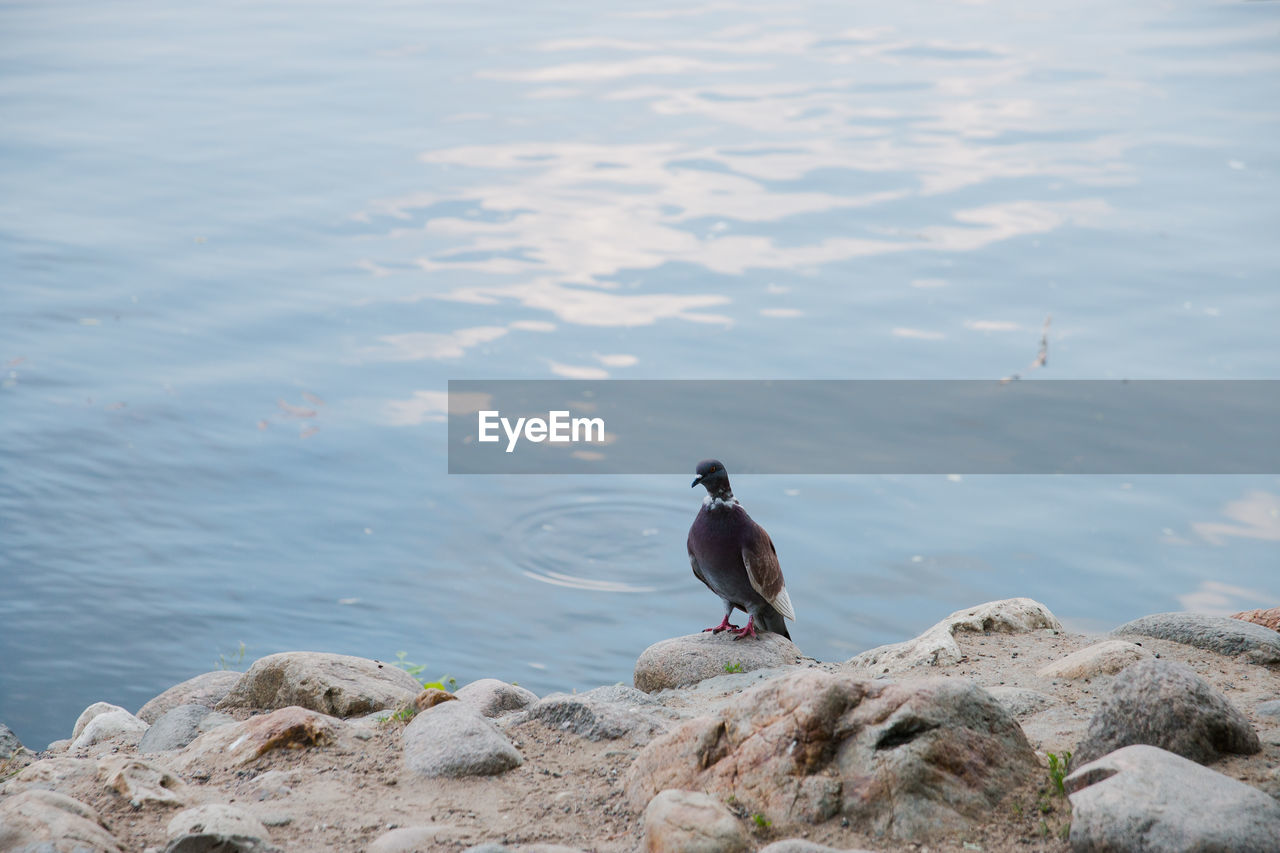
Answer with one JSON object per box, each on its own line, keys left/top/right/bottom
{"left": 731, "top": 616, "right": 759, "bottom": 640}
{"left": 703, "top": 615, "right": 740, "bottom": 634}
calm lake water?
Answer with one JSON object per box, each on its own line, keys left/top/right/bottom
{"left": 2, "top": 0, "right": 1279, "bottom": 750}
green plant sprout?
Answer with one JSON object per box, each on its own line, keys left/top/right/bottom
{"left": 724, "top": 662, "right": 745, "bottom": 673}
{"left": 215, "top": 641, "right": 246, "bottom": 671}
{"left": 1047, "top": 750, "right": 1072, "bottom": 796}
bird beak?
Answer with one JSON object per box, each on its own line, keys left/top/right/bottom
{"left": 691, "top": 475, "right": 703, "bottom": 488}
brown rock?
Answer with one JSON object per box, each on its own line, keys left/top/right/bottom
{"left": 1232, "top": 607, "right": 1280, "bottom": 632}
{"left": 138, "top": 671, "right": 242, "bottom": 723}
{"left": 179, "top": 706, "right": 343, "bottom": 768}
{"left": 98, "top": 757, "right": 188, "bottom": 808}
{"left": 624, "top": 670, "right": 1038, "bottom": 840}
{"left": 641, "top": 789, "right": 749, "bottom": 853}
{"left": 215, "top": 652, "right": 423, "bottom": 717}
{"left": 413, "top": 688, "right": 457, "bottom": 712}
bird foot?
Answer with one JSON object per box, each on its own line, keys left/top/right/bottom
{"left": 703, "top": 616, "right": 741, "bottom": 634}
{"left": 731, "top": 617, "right": 759, "bottom": 640}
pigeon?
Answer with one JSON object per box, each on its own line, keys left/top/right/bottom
{"left": 687, "top": 459, "right": 795, "bottom": 640}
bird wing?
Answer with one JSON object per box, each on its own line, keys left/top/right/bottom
{"left": 741, "top": 525, "right": 795, "bottom": 621}
{"left": 688, "top": 541, "right": 713, "bottom": 592}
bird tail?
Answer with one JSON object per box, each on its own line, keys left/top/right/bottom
{"left": 758, "top": 605, "right": 791, "bottom": 640}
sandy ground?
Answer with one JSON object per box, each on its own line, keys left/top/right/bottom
{"left": 5, "top": 625, "right": 1279, "bottom": 853}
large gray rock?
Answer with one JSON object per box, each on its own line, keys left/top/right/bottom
{"left": 70, "top": 709, "right": 149, "bottom": 751}
{"left": 455, "top": 678, "right": 539, "bottom": 717}
{"left": 216, "top": 652, "right": 423, "bottom": 717}
{"left": 1256, "top": 699, "right": 1280, "bottom": 720}
{"left": 0, "top": 788, "right": 122, "bottom": 852}
{"left": 1075, "top": 659, "right": 1260, "bottom": 765}
{"left": 1066, "top": 744, "right": 1280, "bottom": 851}
{"left": 519, "top": 684, "right": 675, "bottom": 744}
{"left": 403, "top": 701, "right": 522, "bottom": 778}
{"left": 138, "top": 671, "right": 242, "bottom": 723}
{"left": 626, "top": 670, "right": 1039, "bottom": 840}
{"left": 141, "top": 705, "right": 236, "bottom": 753}
{"left": 1036, "top": 640, "right": 1151, "bottom": 680}
{"left": 1112, "top": 612, "right": 1280, "bottom": 666}
{"left": 641, "top": 789, "right": 749, "bottom": 853}
{"left": 634, "top": 631, "right": 808, "bottom": 693}
{"left": 849, "top": 597, "right": 1061, "bottom": 672}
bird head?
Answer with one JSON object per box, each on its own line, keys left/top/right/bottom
{"left": 691, "top": 459, "right": 733, "bottom": 498}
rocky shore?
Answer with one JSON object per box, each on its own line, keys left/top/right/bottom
{"left": 3, "top": 598, "right": 1279, "bottom": 852}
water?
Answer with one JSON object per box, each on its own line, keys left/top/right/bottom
{"left": 2, "top": 0, "right": 1278, "bottom": 750}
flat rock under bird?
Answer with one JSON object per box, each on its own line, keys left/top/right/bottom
{"left": 687, "top": 459, "right": 795, "bottom": 640}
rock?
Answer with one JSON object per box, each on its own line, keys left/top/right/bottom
{"left": 760, "top": 843, "right": 876, "bottom": 853}
{"left": 1, "top": 757, "right": 98, "bottom": 795}
{"left": 634, "top": 631, "right": 808, "bottom": 692}
{"left": 177, "top": 706, "right": 344, "bottom": 768}
{"left": 1257, "top": 699, "right": 1280, "bottom": 719}
{"left": 215, "top": 652, "right": 423, "bottom": 717}
{"left": 140, "top": 705, "right": 236, "bottom": 753}
{"left": 403, "top": 701, "right": 522, "bottom": 777}
{"left": 1075, "top": 659, "right": 1260, "bottom": 765}
{"left": 626, "top": 670, "right": 1038, "bottom": 839}
{"left": 0, "top": 789, "right": 122, "bottom": 852}
{"left": 641, "top": 789, "right": 749, "bottom": 853}
{"left": 1232, "top": 607, "right": 1280, "bottom": 632}
{"left": 1066, "top": 744, "right": 1280, "bottom": 851}
{"left": 138, "top": 671, "right": 243, "bottom": 724}
{"left": 165, "top": 833, "right": 283, "bottom": 853}
{"left": 369, "top": 825, "right": 454, "bottom": 852}
{"left": 985, "top": 686, "right": 1058, "bottom": 717}
{"left": 1035, "top": 639, "right": 1151, "bottom": 680}
{"left": 45, "top": 738, "right": 71, "bottom": 754}
{"left": 412, "top": 688, "right": 457, "bottom": 712}
{"left": 1, "top": 721, "right": 26, "bottom": 760}
{"left": 72, "top": 702, "right": 130, "bottom": 741}
{"left": 849, "top": 597, "right": 1060, "bottom": 672}
{"left": 98, "top": 757, "right": 189, "bottom": 808}
{"left": 519, "top": 685, "right": 675, "bottom": 744}
{"left": 1112, "top": 612, "right": 1280, "bottom": 666}
{"left": 71, "top": 709, "right": 149, "bottom": 750}
{"left": 244, "top": 769, "right": 295, "bottom": 801}
{"left": 167, "top": 804, "right": 269, "bottom": 841}
{"left": 455, "top": 678, "right": 540, "bottom": 717}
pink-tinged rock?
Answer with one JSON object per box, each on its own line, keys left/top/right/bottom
{"left": 624, "top": 669, "right": 1038, "bottom": 841}
{"left": 1232, "top": 607, "right": 1280, "bottom": 632}
{"left": 641, "top": 789, "right": 749, "bottom": 853}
